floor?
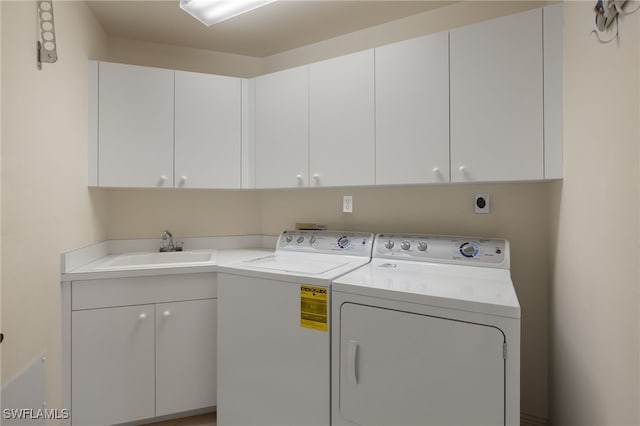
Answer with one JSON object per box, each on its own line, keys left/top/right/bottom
{"left": 147, "top": 412, "right": 216, "bottom": 426}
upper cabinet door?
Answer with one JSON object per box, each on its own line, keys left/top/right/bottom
{"left": 175, "top": 71, "right": 242, "bottom": 189}
{"left": 310, "top": 50, "right": 375, "bottom": 187}
{"left": 375, "top": 32, "right": 450, "bottom": 185}
{"left": 543, "top": 3, "right": 563, "bottom": 179}
{"left": 98, "top": 62, "right": 174, "bottom": 188}
{"left": 255, "top": 66, "right": 309, "bottom": 188}
{"left": 450, "top": 9, "right": 543, "bottom": 182}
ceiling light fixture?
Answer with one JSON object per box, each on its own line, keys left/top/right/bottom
{"left": 179, "top": 0, "right": 276, "bottom": 26}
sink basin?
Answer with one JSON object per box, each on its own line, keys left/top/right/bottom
{"left": 93, "top": 250, "right": 215, "bottom": 271}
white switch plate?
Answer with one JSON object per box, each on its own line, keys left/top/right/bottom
{"left": 475, "top": 193, "right": 490, "bottom": 214}
{"left": 343, "top": 196, "right": 353, "bottom": 213}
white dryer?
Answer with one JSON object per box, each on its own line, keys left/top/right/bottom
{"left": 331, "top": 234, "right": 520, "bottom": 426}
{"left": 217, "top": 230, "right": 374, "bottom": 426}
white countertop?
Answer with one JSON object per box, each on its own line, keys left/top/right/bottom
{"left": 60, "top": 236, "right": 276, "bottom": 282}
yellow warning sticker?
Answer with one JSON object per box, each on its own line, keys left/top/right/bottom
{"left": 300, "top": 285, "right": 328, "bottom": 332}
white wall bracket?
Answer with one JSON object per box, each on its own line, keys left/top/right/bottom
{"left": 36, "top": 0, "right": 58, "bottom": 70}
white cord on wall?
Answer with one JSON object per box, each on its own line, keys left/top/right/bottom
{"left": 591, "top": 0, "right": 640, "bottom": 44}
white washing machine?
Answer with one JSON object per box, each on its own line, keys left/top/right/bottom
{"left": 331, "top": 234, "right": 520, "bottom": 426}
{"left": 217, "top": 230, "right": 374, "bottom": 426}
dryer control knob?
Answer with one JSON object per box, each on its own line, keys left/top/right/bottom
{"left": 417, "top": 241, "right": 428, "bottom": 252}
{"left": 309, "top": 235, "right": 317, "bottom": 245}
{"left": 296, "top": 235, "right": 305, "bottom": 244}
{"left": 384, "top": 240, "right": 395, "bottom": 249}
{"left": 285, "top": 235, "right": 293, "bottom": 243}
{"left": 401, "top": 241, "right": 411, "bottom": 250}
{"left": 460, "top": 242, "right": 478, "bottom": 258}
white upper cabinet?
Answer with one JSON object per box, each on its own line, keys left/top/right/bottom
{"left": 255, "top": 66, "right": 309, "bottom": 188}
{"left": 544, "top": 3, "right": 564, "bottom": 179}
{"left": 450, "top": 8, "right": 544, "bottom": 182}
{"left": 90, "top": 5, "right": 561, "bottom": 189}
{"left": 375, "top": 32, "right": 450, "bottom": 185}
{"left": 98, "top": 62, "right": 174, "bottom": 188}
{"left": 310, "top": 50, "right": 375, "bottom": 187}
{"left": 175, "top": 71, "right": 242, "bottom": 189}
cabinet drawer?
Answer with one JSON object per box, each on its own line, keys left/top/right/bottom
{"left": 72, "top": 273, "right": 216, "bottom": 310}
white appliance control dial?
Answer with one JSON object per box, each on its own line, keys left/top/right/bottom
{"left": 337, "top": 236, "right": 351, "bottom": 249}
{"left": 417, "top": 241, "right": 428, "bottom": 252}
{"left": 401, "top": 241, "right": 411, "bottom": 250}
{"left": 296, "top": 235, "right": 305, "bottom": 244}
{"left": 309, "top": 235, "right": 317, "bottom": 245}
{"left": 384, "top": 240, "right": 395, "bottom": 249}
{"left": 285, "top": 235, "right": 294, "bottom": 243}
{"left": 459, "top": 242, "right": 479, "bottom": 258}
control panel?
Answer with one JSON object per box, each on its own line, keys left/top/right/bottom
{"left": 277, "top": 230, "right": 374, "bottom": 257}
{"left": 375, "top": 234, "right": 508, "bottom": 268}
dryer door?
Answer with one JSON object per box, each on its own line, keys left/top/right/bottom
{"left": 339, "top": 303, "right": 504, "bottom": 426}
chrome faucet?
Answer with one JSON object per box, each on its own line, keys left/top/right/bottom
{"left": 159, "top": 230, "right": 183, "bottom": 252}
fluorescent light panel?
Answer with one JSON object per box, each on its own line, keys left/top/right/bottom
{"left": 180, "top": 0, "right": 276, "bottom": 26}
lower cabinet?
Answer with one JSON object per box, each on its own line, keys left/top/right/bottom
{"left": 155, "top": 299, "right": 217, "bottom": 416}
{"left": 72, "top": 304, "right": 156, "bottom": 425}
{"left": 69, "top": 274, "right": 217, "bottom": 425}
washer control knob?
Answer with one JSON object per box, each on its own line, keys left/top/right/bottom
{"left": 460, "top": 242, "right": 478, "bottom": 258}
{"left": 417, "top": 241, "right": 428, "bottom": 252}
{"left": 296, "top": 235, "right": 305, "bottom": 244}
{"left": 309, "top": 235, "right": 317, "bottom": 245}
{"left": 337, "top": 236, "right": 351, "bottom": 249}
{"left": 384, "top": 240, "right": 395, "bottom": 249}
{"left": 285, "top": 235, "right": 293, "bottom": 243}
{"left": 401, "top": 241, "right": 411, "bottom": 250}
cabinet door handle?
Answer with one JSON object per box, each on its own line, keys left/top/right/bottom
{"left": 347, "top": 339, "right": 359, "bottom": 386}
{"left": 138, "top": 313, "right": 147, "bottom": 320}
{"left": 163, "top": 310, "right": 171, "bottom": 317}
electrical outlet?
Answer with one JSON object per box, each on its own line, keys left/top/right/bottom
{"left": 475, "top": 193, "right": 490, "bottom": 214}
{"left": 343, "top": 196, "right": 353, "bottom": 213}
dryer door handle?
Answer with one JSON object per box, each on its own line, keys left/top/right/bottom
{"left": 348, "top": 340, "right": 359, "bottom": 385}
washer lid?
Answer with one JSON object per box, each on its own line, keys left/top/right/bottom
{"left": 244, "top": 255, "right": 349, "bottom": 274}
{"left": 333, "top": 259, "right": 520, "bottom": 318}
{"left": 217, "top": 252, "right": 371, "bottom": 285}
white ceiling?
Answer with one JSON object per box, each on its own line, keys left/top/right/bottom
{"left": 86, "top": 1, "right": 455, "bottom": 57}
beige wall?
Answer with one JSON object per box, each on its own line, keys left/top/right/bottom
{"left": 107, "top": 36, "right": 262, "bottom": 78}
{"left": 262, "top": 0, "right": 552, "bottom": 74}
{"left": 549, "top": 3, "right": 640, "bottom": 425}
{"left": 107, "top": 189, "right": 261, "bottom": 239}
{"left": 1, "top": 0, "right": 109, "bottom": 414}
